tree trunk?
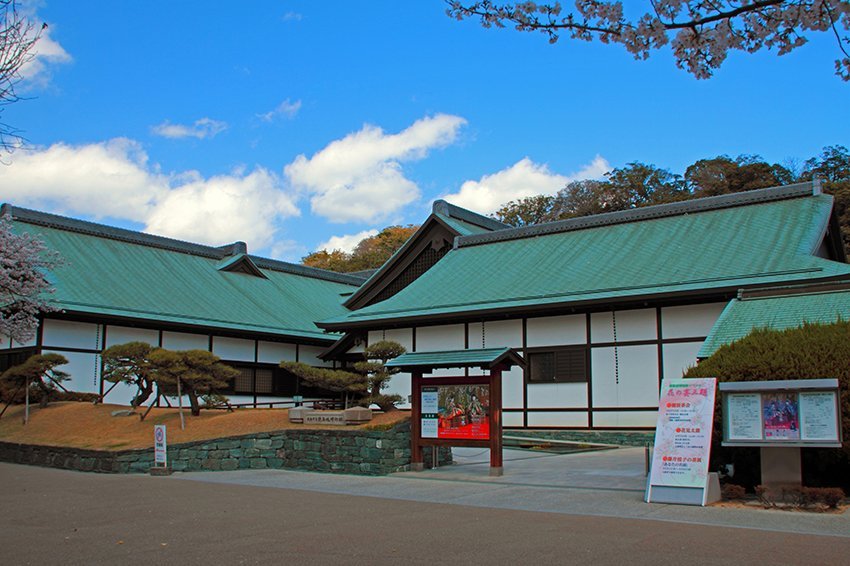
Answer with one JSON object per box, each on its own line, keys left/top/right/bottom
{"left": 131, "top": 380, "right": 153, "bottom": 409}
{"left": 188, "top": 390, "right": 201, "bottom": 417}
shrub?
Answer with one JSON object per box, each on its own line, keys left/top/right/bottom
{"left": 721, "top": 483, "right": 746, "bottom": 500}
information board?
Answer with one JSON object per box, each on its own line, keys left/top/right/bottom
{"left": 420, "top": 384, "right": 489, "bottom": 440}
{"left": 649, "top": 378, "right": 717, "bottom": 490}
{"left": 722, "top": 382, "right": 841, "bottom": 446}
{"left": 154, "top": 425, "right": 167, "bottom": 467}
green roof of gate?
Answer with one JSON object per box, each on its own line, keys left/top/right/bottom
{"left": 4, "top": 205, "right": 362, "bottom": 342}
{"left": 385, "top": 347, "right": 525, "bottom": 371}
{"left": 699, "top": 283, "right": 850, "bottom": 358}
{"left": 321, "top": 184, "right": 850, "bottom": 330}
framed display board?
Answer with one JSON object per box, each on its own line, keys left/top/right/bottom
{"left": 720, "top": 379, "right": 842, "bottom": 447}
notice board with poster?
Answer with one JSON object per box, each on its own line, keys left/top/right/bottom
{"left": 720, "top": 379, "right": 842, "bottom": 447}
{"left": 420, "top": 384, "right": 490, "bottom": 440}
{"left": 646, "top": 378, "right": 719, "bottom": 506}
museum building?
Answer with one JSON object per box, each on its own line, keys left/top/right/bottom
{"left": 4, "top": 181, "right": 850, "bottom": 428}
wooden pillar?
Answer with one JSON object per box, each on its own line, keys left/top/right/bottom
{"left": 489, "top": 365, "right": 503, "bottom": 476}
{"left": 410, "top": 370, "right": 424, "bottom": 471}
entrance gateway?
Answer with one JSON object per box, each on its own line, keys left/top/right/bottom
{"left": 386, "top": 347, "right": 525, "bottom": 477}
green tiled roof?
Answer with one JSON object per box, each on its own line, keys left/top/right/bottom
{"left": 385, "top": 347, "right": 525, "bottom": 371}
{"left": 6, "top": 205, "right": 360, "bottom": 342}
{"left": 699, "top": 286, "right": 850, "bottom": 358}
{"left": 322, "top": 185, "right": 850, "bottom": 330}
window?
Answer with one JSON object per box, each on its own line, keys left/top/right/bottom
{"left": 527, "top": 347, "right": 587, "bottom": 383}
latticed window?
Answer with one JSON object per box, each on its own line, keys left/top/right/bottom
{"left": 528, "top": 347, "right": 587, "bottom": 383}
{"left": 369, "top": 243, "right": 450, "bottom": 305}
{"left": 255, "top": 368, "right": 273, "bottom": 393}
{"left": 234, "top": 367, "right": 253, "bottom": 393}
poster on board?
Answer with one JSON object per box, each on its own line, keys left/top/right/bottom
{"left": 420, "top": 384, "right": 490, "bottom": 440}
{"left": 762, "top": 393, "right": 800, "bottom": 440}
{"left": 726, "top": 393, "right": 762, "bottom": 441}
{"left": 649, "top": 378, "right": 716, "bottom": 490}
{"left": 799, "top": 391, "right": 839, "bottom": 441}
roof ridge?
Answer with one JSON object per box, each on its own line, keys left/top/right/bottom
{"left": 738, "top": 279, "right": 850, "bottom": 301}
{"left": 455, "top": 181, "right": 819, "bottom": 249}
{"left": 1, "top": 203, "right": 363, "bottom": 286}
{"left": 432, "top": 199, "right": 510, "bottom": 231}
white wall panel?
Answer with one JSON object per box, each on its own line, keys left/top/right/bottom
{"left": 527, "top": 382, "right": 588, "bottom": 409}
{"left": 483, "top": 320, "right": 522, "bottom": 348}
{"left": 212, "top": 336, "right": 255, "bottom": 362}
{"left": 416, "top": 324, "right": 465, "bottom": 351}
{"left": 367, "top": 330, "right": 383, "bottom": 345}
{"left": 661, "top": 303, "right": 725, "bottom": 339}
{"left": 42, "top": 319, "right": 100, "bottom": 350}
{"left": 526, "top": 314, "right": 586, "bottom": 347}
{"left": 384, "top": 372, "right": 411, "bottom": 408}
{"left": 257, "top": 341, "right": 297, "bottom": 363}
{"left": 591, "top": 345, "right": 659, "bottom": 408}
{"left": 161, "top": 331, "right": 208, "bottom": 351}
{"left": 12, "top": 335, "right": 37, "bottom": 349}
{"left": 502, "top": 366, "right": 524, "bottom": 409}
{"left": 467, "top": 322, "right": 484, "bottom": 349}
{"left": 590, "top": 309, "right": 656, "bottom": 343}
{"left": 662, "top": 341, "right": 702, "bottom": 381}
{"left": 527, "top": 411, "right": 588, "bottom": 427}
{"left": 592, "top": 410, "right": 657, "bottom": 428}
{"left": 104, "top": 325, "right": 159, "bottom": 348}
{"left": 44, "top": 350, "right": 99, "bottom": 395}
{"left": 503, "top": 412, "right": 524, "bottom": 427}
{"left": 300, "top": 345, "right": 333, "bottom": 367}
{"left": 384, "top": 328, "right": 413, "bottom": 351}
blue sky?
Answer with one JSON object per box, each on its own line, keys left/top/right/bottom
{"left": 3, "top": 1, "right": 848, "bottom": 262}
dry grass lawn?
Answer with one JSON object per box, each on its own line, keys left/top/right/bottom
{"left": 0, "top": 402, "right": 409, "bottom": 451}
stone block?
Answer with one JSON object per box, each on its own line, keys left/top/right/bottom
{"left": 250, "top": 458, "right": 267, "bottom": 469}
{"left": 221, "top": 459, "right": 239, "bottom": 471}
{"left": 343, "top": 406, "right": 373, "bottom": 424}
{"left": 255, "top": 439, "right": 272, "bottom": 449}
{"left": 288, "top": 406, "right": 310, "bottom": 423}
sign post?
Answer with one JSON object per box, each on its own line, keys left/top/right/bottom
{"left": 153, "top": 424, "right": 168, "bottom": 472}
{"left": 646, "top": 378, "right": 719, "bottom": 506}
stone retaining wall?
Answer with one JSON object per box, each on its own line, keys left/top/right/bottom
{"left": 0, "top": 420, "right": 451, "bottom": 476}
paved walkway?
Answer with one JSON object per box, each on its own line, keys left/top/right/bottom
{"left": 175, "top": 446, "right": 850, "bottom": 538}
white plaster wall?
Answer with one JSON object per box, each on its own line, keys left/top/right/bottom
{"left": 526, "top": 314, "right": 586, "bottom": 347}
{"left": 42, "top": 319, "right": 101, "bottom": 350}
{"left": 12, "top": 334, "right": 37, "bottom": 349}
{"left": 502, "top": 366, "right": 524, "bottom": 409}
{"left": 367, "top": 330, "right": 384, "bottom": 345}
{"left": 467, "top": 322, "right": 484, "bottom": 349}
{"left": 102, "top": 381, "right": 136, "bottom": 406}
{"left": 384, "top": 372, "right": 411, "bottom": 409}
{"left": 661, "top": 303, "right": 725, "bottom": 339}
{"left": 527, "top": 382, "right": 588, "bottom": 409}
{"left": 482, "top": 319, "right": 522, "bottom": 348}
{"left": 384, "top": 328, "right": 414, "bottom": 351}
{"left": 104, "top": 325, "right": 159, "bottom": 348}
{"left": 161, "top": 331, "right": 208, "bottom": 351}
{"left": 257, "top": 341, "right": 297, "bottom": 363}
{"left": 212, "top": 336, "right": 255, "bottom": 362}
{"left": 662, "top": 341, "right": 702, "bottom": 381}
{"left": 593, "top": 410, "right": 657, "bottom": 428}
{"left": 300, "top": 345, "right": 332, "bottom": 367}
{"left": 416, "top": 324, "right": 465, "bottom": 377}
{"left": 416, "top": 324, "right": 465, "bottom": 351}
{"left": 43, "top": 350, "right": 99, "bottom": 396}
{"left": 591, "top": 345, "right": 659, "bottom": 408}
{"left": 527, "top": 411, "right": 588, "bottom": 427}
{"left": 590, "top": 309, "right": 657, "bottom": 343}
{"left": 503, "top": 412, "right": 524, "bottom": 427}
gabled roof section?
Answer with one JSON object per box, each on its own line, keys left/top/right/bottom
{"left": 385, "top": 347, "right": 525, "bottom": 372}
{"left": 321, "top": 182, "right": 850, "bottom": 330}
{"left": 216, "top": 253, "right": 268, "bottom": 279}
{"left": 698, "top": 281, "right": 850, "bottom": 358}
{"left": 342, "top": 200, "right": 509, "bottom": 310}
{"left": 2, "top": 204, "right": 362, "bottom": 342}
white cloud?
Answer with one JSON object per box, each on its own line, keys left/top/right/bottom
{"left": 285, "top": 114, "right": 466, "bottom": 223}
{"left": 19, "top": 20, "right": 72, "bottom": 87}
{"left": 442, "top": 155, "right": 610, "bottom": 214}
{"left": 282, "top": 12, "right": 303, "bottom": 22}
{"left": 317, "top": 229, "right": 378, "bottom": 254}
{"left": 152, "top": 118, "right": 228, "bottom": 140}
{"left": 0, "top": 138, "right": 299, "bottom": 251}
{"left": 258, "top": 99, "right": 302, "bottom": 122}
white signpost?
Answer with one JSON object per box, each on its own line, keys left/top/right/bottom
{"left": 646, "top": 378, "right": 719, "bottom": 506}
{"left": 154, "top": 425, "right": 167, "bottom": 468}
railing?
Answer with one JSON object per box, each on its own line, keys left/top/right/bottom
{"left": 204, "top": 398, "right": 343, "bottom": 410}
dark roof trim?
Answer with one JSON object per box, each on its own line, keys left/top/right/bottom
{"left": 1, "top": 203, "right": 363, "bottom": 286}
{"left": 456, "top": 181, "right": 820, "bottom": 249}
{"left": 737, "top": 280, "right": 850, "bottom": 301}
{"left": 318, "top": 332, "right": 364, "bottom": 361}
{"left": 432, "top": 199, "right": 510, "bottom": 231}
{"left": 319, "top": 273, "right": 850, "bottom": 331}
{"left": 217, "top": 253, "right": 268, "bottom": 278}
